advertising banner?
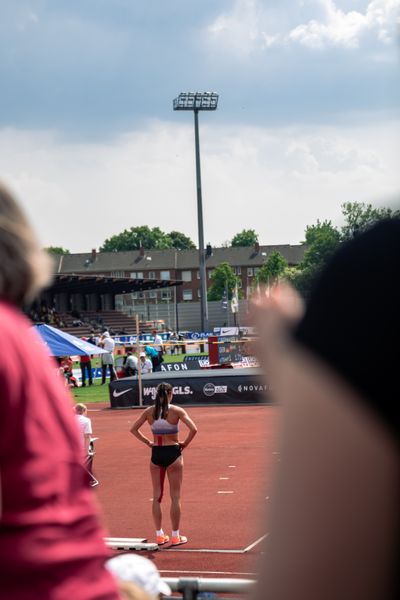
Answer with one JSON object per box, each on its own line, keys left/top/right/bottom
{"left": 109, "top": 369, "right": 270, "bottom": 408}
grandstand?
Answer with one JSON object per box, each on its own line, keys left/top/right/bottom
{"left": 51, "top": 310, "right": 165, "bottom": 337}
{"left": 29, "top": 273, "right": 181, "bottom": 334}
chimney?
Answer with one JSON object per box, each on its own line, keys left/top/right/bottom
{"left": 254, "top": 242, "right": 260, "bottom": 254}
{"left": 91, "top": 248, "right": 97, "bottom": 262}
{"left": 139, "top": 246, "right": 145, "bottom": 257}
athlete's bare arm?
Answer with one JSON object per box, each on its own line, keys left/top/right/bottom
{"left": 130, "top": 407, "right": 153, "bottom": 447}
{"left": 175, "top": 407, "right": 197, "bottom": 448}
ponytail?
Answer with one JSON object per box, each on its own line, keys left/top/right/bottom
{"left": 154, "top": 382, "right": 172, "bottom": 420}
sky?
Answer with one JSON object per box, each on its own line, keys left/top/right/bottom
{"left": 1, "top": 0, "right": 399, "bottom": 252}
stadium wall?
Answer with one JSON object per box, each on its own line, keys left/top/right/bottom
{"left": 121, "top": 300, "right": 249, "bottom": 331}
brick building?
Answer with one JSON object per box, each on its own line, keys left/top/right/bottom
{"left": 55, "top": 242, "right": 305, "bottom": 304}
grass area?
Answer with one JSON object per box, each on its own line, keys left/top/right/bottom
{"left": 72, "top": 383, "right": 110, "bottom": 404}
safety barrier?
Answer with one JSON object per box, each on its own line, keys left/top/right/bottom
{"left": 163, "top": 577, "right": 256, "bottom": 599}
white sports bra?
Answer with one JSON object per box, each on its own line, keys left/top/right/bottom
{"left": 151, "top": 409, "right": 179, "bottom": 435}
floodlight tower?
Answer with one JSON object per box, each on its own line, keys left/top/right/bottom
{"left": 173, "top": 92, "right": 219, "bottom": 333}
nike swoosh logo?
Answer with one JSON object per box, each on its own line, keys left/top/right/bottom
{"left": 113, "top": 388, "right": 134, "bottom": 398}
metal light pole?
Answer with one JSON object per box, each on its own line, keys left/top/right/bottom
{"left": 173, "top": 92, "right": 219, "bottom": 333}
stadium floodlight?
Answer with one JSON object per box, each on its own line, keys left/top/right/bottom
{"left": 173, "top": 92, "right": 219, "bottom": 333}
{"left": 173, "top": 92, "right": 219, "bottom": 111}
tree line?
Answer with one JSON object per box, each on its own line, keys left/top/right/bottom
{"left": 45, "top": 226, "right": 259, "bottom": 255}
{"left": 207, "top": 202, "right": 399, "bottom": 300}
{"left": 45, "top": 201, "right": 398, "bottom": 299}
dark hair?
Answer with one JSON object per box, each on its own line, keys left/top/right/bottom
{"left": 153, "top": 382, "right": 172, "bottom": 420}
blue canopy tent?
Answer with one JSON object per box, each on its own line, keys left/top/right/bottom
{"left": 34, "top": 323, "right": 108, "bottom": 357}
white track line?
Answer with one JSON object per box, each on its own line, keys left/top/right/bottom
{"left": 160, "top": 570, "right": 257, "bottom": 576}
{"left": 243, "top": 533, "right": 269, "bottom": 553}
{"left": 163, "top": 548, "right": 245, "bottom": 554}
{"left": 217, "top": 491, "right": 233, "bottom": 494}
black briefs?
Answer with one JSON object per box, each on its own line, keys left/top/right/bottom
{"left": 151, "top": 444, "right": 182, "bottom": 468}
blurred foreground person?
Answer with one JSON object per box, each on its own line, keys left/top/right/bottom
{"left": 107, "top": 553, "right": 172, "bottom": 599}
{"left": 0, "top": 183, "right": 120, "bottom": 599}
{"left": 252, "top": 219, "right": 399, "bottom": 600}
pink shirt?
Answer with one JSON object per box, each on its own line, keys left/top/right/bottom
{"left": 0, "top": 301, "right": 120, "bottom": 599}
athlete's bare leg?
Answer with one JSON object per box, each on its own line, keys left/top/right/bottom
{"left": 150, "top": 462, "right": 163, "bottom": 530}
{"left": 167, "top": 456, "right": 184, "bottom": 531}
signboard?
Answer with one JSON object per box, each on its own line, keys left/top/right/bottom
{"left": 112, "top": 332, "right": 214, "bottom": 345}
{"left": 217, "top": 336, "right": 242, "bottom": 365}
{"left": 159, "top": 361, "right": 200, "bottom": 372}
{"left": 109, "top": 369, "right": 270, "bottom": 408}
{"left": 213, "top": 326, "right": 257, "bottom": 337}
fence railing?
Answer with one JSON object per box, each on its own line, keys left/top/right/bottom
{"left": 162, "top": 577, "right": 256, "bottom": 600}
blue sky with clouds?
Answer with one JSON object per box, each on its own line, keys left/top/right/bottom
{"left": 1, "top": 0, "right": 399, "bottom": 251}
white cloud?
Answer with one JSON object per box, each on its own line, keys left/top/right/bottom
{"left": 206, "top": 0, "right": 400, "bottom": 54}
{"left": 288, "top": 0, "right": 400, "bottom": 49}
{"left": 0, "top": 119, "right": 398, "bottom": 252}
{"left": 207, "top": 0, "right": 265, "bottom": 56}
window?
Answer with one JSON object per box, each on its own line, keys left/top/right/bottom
{"left": 254, "top": 267, "right": 260, "bottom": 275}
{"left": 237, "top": 280, "right": 242, "bottom": 288}
{"left": 197, "top": 288, "right": 201, "bottom": 298}
{"left": 234, "top": 267, "right": 241, "bottom": 275}
{"left": 208, "top": 269, "right": 213, "bottom": 279}
{"left": 181, "top": 270, "right": 192, "bottom": 282}
{"left": 161, "top": 290, "right": 172, "bottom": 300}
{"left": 183, "top": 289, "right": 193, "bottom": 301}
{"left": 148, "top": 271, "right": 156, "bottom": 279}
{"left": 130, "top": 271, "right": 144, "bottom": 279}
{"left": 247, "top": 267, "right": 254, "bottom": 277}
{"left": 160, "top": 270, "right": 170, "bottom": 280}
{"left": 196, "top": 270, "right": 200, "bottom": 279}
{"left": 149, "top": 291, "right": 158, "bottom": 299}
{"left": 111, "top": 271, "right": 125, "bottom": 278}
{"left": 131, "top": 292, "right": 138, "bottom": 299}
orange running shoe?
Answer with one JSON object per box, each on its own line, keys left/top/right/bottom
{"left": 171, "top": 535, "right": 187, "bottom": 546}
{"left": 156, "top": 534, "right": 170, "bottom": 545}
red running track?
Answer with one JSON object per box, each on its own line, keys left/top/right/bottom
{"left": 89, "top": 404, "right": 281, "bottom": 578}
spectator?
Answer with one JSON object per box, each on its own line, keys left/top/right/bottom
{"left": 124, "top": 347, "right": 138, "bottom": 377}
{"left": 100, "top": 331, "right": 117, "bottom": 384}
{"left": 168, "top": 332, "right": 179, "bottom": 355}
{"left": 87, "top": 332, "right": 97, "bottom": 346}
{"left": 62, "top": 356, "right": 79, "bottom": 387}
{"left": 0, "top": 182, "right": 119, "bottom": 598}
{"left": 145, "top": 344, "right": 161, "bottom": 372}
{"left": 80, "top": 342, "right": 93, "bottom": 387}
{"left": 151, "top": 329, "right": 164, "bottom": 371}
{"left": 252, "top": 219, "right": 399, "bottom": 600}
{"left": 139, "top": 352, "right": 153, "bottom": 374}
{"left": 106, "top": 553, "right": 171, "bottom": 599}
{"left": 74, "top": 403, "right": 92, "bottom": 457}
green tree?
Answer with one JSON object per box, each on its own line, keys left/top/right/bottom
{"left": 302, "top": 220, "right": 341, "bottom": 270}
{"left": 45, "top": 246, "right": 70, "bottom": 255}
{"left": 340, "top": 201, "right": 400, "bottom": 241}
{"left": 207, "top": 262, "right": 239, "bottom": 301}
{"left": 294, "top": 220, "right": 341, "bottom": 296}
{"left": 167, "top": 230, "right": 196, "bottom": 250}
{"left": 100, "top": 226, "right": 173, "bottom": 252}
{"left": 256, "top": 250, "right": 288, "bottom": 285}
{"left": 231, "top": 229, "right": 258, "bottom": 247}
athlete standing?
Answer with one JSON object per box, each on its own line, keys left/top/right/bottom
{"left": 130, "top": 382, "right": 197, "bottom": 546}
